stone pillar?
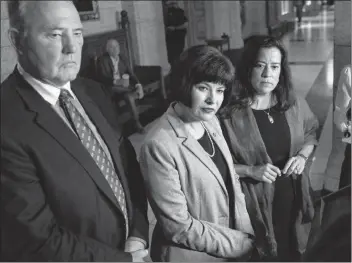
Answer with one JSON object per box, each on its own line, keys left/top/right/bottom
{"left": 121, "top": 1, "right": 170, "bottom": 75}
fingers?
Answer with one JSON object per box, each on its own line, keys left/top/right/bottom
{"left": 255, "top": 164, "right": 281, "bottom": 183}
{"left": 267, "top": 163, "right": 282, "bottom": 177}
{"left": 283, "top": 157, "right": 305, "bottom": 175}
{"left": 282, "top": 157, "right": 295, "bottom": 174}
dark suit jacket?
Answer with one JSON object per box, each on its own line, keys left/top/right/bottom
{"left": 0, "top": 69, "right": 149, "bottom": 261}
{"left": 96, "top": 53, "right": 139, "bottom": 89}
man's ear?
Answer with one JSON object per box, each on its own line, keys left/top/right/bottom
{"left": 8, "top": 28, "right": 24, "bottom": 55}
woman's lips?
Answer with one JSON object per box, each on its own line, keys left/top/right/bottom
{"left": 202, "top": 108, "right": 215, "bottom": 113}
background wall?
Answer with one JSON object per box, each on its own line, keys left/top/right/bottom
{"left": 0, "top": 1, "right": 169, "bottom": 81}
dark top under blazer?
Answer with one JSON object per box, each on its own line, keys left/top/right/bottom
{"left": 0, "top": 69, "right": 148, "bottom": 261}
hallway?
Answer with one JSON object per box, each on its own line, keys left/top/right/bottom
{"left": 282, "top": 8, "right": 337, "bottom": 193}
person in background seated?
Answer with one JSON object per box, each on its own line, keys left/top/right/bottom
{"left": 220, "top": 35, "right": 318, "bottom": 261}
{"left": 1, "top": 1, "right": 148, "bottom": 261}
{"left": 334, "top": 64, "right": 351, "bottom": 189}
{"left": 140, "top": 45, "right": 254, "bottom": 262}
{"left": 96, "top": 39, "right": 145, "bottom": 133}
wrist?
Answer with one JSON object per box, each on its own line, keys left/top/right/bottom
{"left": 297, "top": 153, "right": 308, "bottom": 161}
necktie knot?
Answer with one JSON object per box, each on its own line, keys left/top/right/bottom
{"left": 59, "top": 89, "right": 73, "bottom": 103}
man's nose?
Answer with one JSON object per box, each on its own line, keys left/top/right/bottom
{"left": 63, "top": 35, "right": 77, "bottom": 54}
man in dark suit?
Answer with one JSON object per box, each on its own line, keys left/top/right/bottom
{"left": 1, "top": 1, "right": 149, "bottom": 261}
{"left": 96, "top": 39, "right": 145, "bottom": 133}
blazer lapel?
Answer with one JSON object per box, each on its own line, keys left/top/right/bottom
{"left": 166, "top": 106, "right": 228, "bottom": 196}
{"left": 15, "top": 73, "right": 124, "bottom": 213}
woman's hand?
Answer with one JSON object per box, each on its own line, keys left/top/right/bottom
{"left": 282, "top": 155, "right": 307, "bottom": 176}
{"left": 250, "top": 164, "right": 281, "bottom": 183}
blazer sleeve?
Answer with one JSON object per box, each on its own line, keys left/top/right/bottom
{"left": 120, "top": 138, "right": 149, "bottom": 245}
{"left": 139, "top": 139, "right": 253, "bottom": 259}
{"left": 0, "top": 136, "right": 132, "bottom": 262}
{"left": 298, "top": 97, "right": 319, "bottom": 148}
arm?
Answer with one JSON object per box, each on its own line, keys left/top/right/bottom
{"left": 334, "top": 66, "right": 351, "bottom": 133}
{"left": 0, "top": 137, "right": 132, "bottom": 262}
{"left": 120, "top": 138, "right": 149, "bottom": 249}
{"left": 139, "top": 140, "right": 253, "bottom": 259}
{"left": 283, "top": 98, "right": 319, "bottom": 175}
{"left": 234, "top": 164, "right": 281, "bottom": 183}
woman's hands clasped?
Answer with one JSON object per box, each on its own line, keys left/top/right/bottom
{"left": 250, "top": 164, "right": 281, "bottom": 183}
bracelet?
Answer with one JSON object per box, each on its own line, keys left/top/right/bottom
{"left": 297, "top": 153, "right": 308, "bottom": 161}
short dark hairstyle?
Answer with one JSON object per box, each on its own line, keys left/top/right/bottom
{"left": 168, "top": 45, "right": 235, "bottom": 109}
{"left": 227, "top": 35, "right": 295, "bottom": 112}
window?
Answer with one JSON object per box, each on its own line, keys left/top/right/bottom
{"left": 280, "top": 0, "right": 289, "bottom": 15}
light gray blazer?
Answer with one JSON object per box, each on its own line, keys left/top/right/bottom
{"left": 140, "top": 104, "right": 254, "bottom": 262}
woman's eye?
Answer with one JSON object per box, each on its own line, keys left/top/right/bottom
{"left": 197, "top": 85, "right": 207, "bottom": 91}
{"left": 217, "top": 89, "right": 225, "bottom": 94}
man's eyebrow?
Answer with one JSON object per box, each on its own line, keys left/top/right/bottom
{"left": 45, "top": 27, "right": 83, "bottom": 31}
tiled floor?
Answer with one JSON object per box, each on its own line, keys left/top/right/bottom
{"left": 129, "top": 7, "right": 346, "bottom": 246}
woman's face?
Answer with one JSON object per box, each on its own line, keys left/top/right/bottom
{"left": 250, "top": 47, "right": 282, "bottom": 96}
{"left": 187, "top": 82, "right": 226, "bottom": 121}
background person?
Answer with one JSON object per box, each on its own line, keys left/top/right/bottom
{"left": 139, "top": 45, "right": 254, "bottom": 262}
{"left": 333, "top": 64, "right": 351, "bottom": 189}
{"left": 163, "top": 0, "right": 188, "bottom": 67}
{"left": 1, "top": 1, "right": 148, "bottom": 261}
{"left": 220, "top": 35, "right": 318, "bottom": 261}
{"left": 96, "top": 39, "right": 145, "bottom": 133}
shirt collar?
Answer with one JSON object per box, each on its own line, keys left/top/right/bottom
{"left": 17, "top": 63, "right": 76, "bottom": 106}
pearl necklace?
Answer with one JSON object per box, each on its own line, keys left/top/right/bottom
{"left": 200, "top": 121, "right": 215, "bottom": 157}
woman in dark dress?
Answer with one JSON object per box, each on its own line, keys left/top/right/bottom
{"left": 220, "top": 35, "right": 319, "bottom": 261}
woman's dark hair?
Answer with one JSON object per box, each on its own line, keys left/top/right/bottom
{"left": 225, "top": 35, "right": 295, "bottom": 114}
{"left": 168, "top": 45, "right": 235, "bottom": 109}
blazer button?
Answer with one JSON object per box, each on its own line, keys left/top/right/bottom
{"left": 213, "top": 133, "right": 216, "bottom": 137}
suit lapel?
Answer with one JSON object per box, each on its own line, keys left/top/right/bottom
{"left": 15, "top": 72, "right": 126, "bottom": 215}
{"left": 166, "top": 106, "right": 228, "bottom": 196}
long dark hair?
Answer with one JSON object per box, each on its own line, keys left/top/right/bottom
{"left": 221, "top": 35, "right": 295, "bottom": 117}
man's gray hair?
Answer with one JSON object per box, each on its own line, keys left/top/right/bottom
{"left": 7, "top": 1, "right": 31, "bottom": 35}
{"left": 7, "top": 1, "right": 73, "bottom": 36}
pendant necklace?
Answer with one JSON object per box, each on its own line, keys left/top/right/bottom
{"left": 263, "top": 108, "right": 274, "bottom": 124}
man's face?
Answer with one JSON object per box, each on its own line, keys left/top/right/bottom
{"left": 20, "top": 1, "right": 83, "bottom": 86}
{"left": 110, "top": 41, "right": 120, "bottom": 58}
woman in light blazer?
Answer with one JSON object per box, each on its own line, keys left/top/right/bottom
{"left": 140, "top": 45, "right": 254, "bottom": 262}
